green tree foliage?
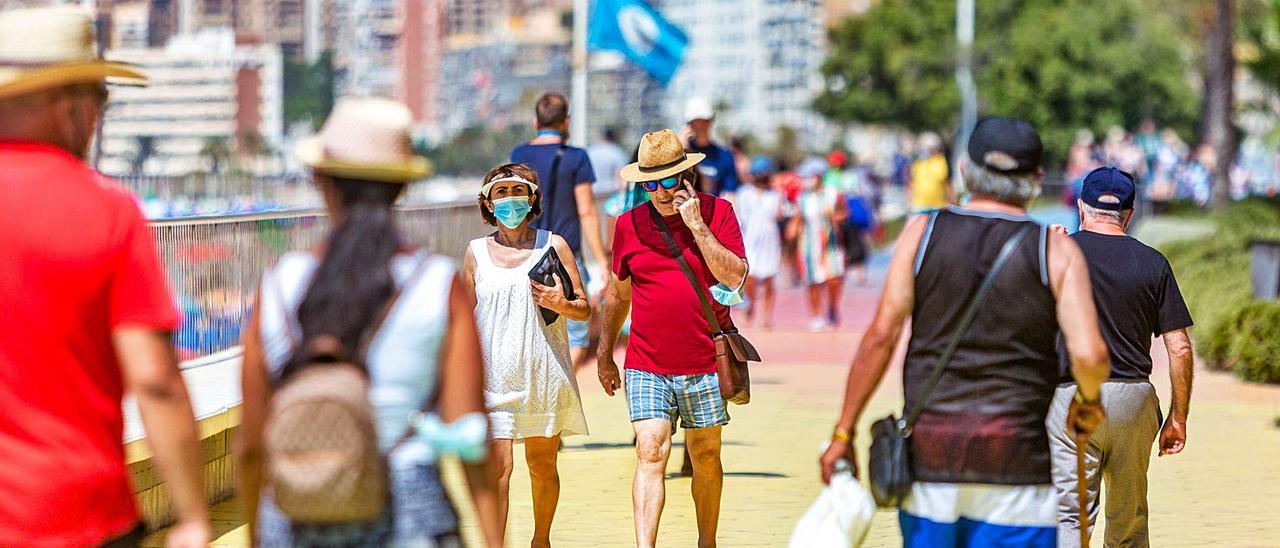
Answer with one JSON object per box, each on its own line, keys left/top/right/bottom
{"left": 283, "top": 51, "right": 336, "bottom": 129}
{"left": 985, "top": 0, "right": 1199, "bottom": 162}
{"left": 815, "top": 0, "right": 959, "bottom": 134}
{"left": 817, "top": 0, "right": 1200, "bottom": 164}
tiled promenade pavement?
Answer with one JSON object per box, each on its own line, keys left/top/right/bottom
{"left": 155, "top": 248, "right": 1279, "bottom": 547}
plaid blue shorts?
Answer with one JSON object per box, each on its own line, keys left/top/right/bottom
{"left": 625, "top": 368, "right": 729, "bottom": 432}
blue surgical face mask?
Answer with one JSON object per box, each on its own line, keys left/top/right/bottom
{"left": 492, "top": 196, "right": 532, "bottom": 228}
{"left": 710, "top": 283, "right": 744, "bottom": 306}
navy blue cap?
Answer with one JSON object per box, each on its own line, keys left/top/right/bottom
{"left": 1080, "top": 166, "right": 1136, "bottom": 210}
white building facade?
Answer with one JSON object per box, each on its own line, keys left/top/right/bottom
{"left": 99, "top": 28, "right": 284, "bottom": 177}
{"left": 656, "top": 0, "right": 831, "bottom": 150}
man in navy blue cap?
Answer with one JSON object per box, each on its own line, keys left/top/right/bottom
{"left": 821, "top": 117, "right": 1112, "bottom": 547}
{"left": 1047, "top": 166, "right": 1195, "bottom": 547}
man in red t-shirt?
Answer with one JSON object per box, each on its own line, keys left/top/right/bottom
{"left": 597, "top": 129, "right": 748, "bottom": 548}
{"left": 0, "top": 7, "right": 209, "bottom": 547}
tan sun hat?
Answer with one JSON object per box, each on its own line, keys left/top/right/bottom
{"left": 0, "top": 7, "right": 148, "bottom": 101}
{"left": 619, "top": 128, "right": 706, "bottom": 182}
{"left": 295, "top": 97, "right": 432, "bottom": 183}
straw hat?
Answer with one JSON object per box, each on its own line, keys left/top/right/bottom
{"left": 0, "top": 7, "right": 147, "bottom": 100}
{"left": 619, "top": 129, "right": 705, "bottom": 182}
{"left": 295, "top": 98, "right": 431, "bottom": 183}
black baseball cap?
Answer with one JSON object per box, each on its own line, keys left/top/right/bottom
{"left": 1080, "top": 166, "right": 1136, "bottom": 210}
{"left": 967, "top": 116, "right": 1043, "bottom": 175}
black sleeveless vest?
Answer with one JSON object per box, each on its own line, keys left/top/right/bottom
{"left": 905, "top": 208, "right": 1058, "bottom": 485}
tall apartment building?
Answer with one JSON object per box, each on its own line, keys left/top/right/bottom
{"left": 399, "top": 0, "right": 446, "bottom": 130}
{"left": 99, "top": 28, "right": 284, "bottom": 176}
{"left": 657, "top": 0, "right": 831, "bottom": 149}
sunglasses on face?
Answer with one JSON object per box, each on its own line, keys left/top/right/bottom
{"left": 639, "top": 176, "right": 683, "bottom": 192}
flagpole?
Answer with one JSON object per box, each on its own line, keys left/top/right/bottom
{"left": 570, "top": 0, "right": 589, "bottom": 147}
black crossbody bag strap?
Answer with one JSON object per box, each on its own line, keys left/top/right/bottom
{"left": 544, "top": 144, "right": 567, "bottom": 215}
{"left": 900, "top": 226, "right": 1032, "bottom": 433}
{"left": 647, "top": 202, "right": 723, "bottom": 335}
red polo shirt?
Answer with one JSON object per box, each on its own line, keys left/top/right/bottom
{"left": 612, "top": 194, "right": 746, "bottom": 375}
{"left": 0, "top": 141, "right": 180, "bottom": 546}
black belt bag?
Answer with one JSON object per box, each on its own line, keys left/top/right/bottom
{"left": 868, "top": 227, "right": 1030, "bottom": 507}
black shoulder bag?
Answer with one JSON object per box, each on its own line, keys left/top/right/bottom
{"left": 648, "top": 203, "right": 760, "bottom": 404}
{"left": 868, "top": 226, "right": 1031, "bottom": 507}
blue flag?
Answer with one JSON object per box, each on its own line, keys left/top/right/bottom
{"left": 588, "top": 0, "right": 688, "bottom": 86}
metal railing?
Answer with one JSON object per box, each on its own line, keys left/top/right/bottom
{"left": 152, "top": 200, "right": 491, "bottom": 360}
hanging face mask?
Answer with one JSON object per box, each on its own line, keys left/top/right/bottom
{"left": 710, "top": 283, "right": 745, "bottom": 307}
{"left": 492, "top": 196, "right": 532, "bottom": 229}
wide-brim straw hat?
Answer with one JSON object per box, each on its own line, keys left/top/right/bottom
{"left": 0, "top": 7, "right": 148, "bottom": 101}
{"left": 295, "top": 98, "right": 432, "bottom": 183}
{"left": 620, "top": 128, "right": 706, "bottom": 182}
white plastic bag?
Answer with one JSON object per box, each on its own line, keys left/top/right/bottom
{"left": 788, "top": 460, "right": 876, "bottom": 548}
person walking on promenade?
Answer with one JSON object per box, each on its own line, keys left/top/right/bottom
{"left": 512, "top": 93, "right": 610, "bottom": 370}
{"left": 909, "top": 132, "right": 952, "bottom": 212}
{"left": 596, "top": 129, "right": 748, "bottom": 548}
{"left": 463, "top": 163, "right": 590, "bottom": 546}
{"left": 238, "top": 98, "right": 503, "bottom": 547}
{"left": 681, "top": 97, "right": 743, "bottom": 197}
{"left": 819, "top": 117, "right": 1112, "bottom": 547}
{"left": 1047, "top": 167, "right": 1195, "bottom": 547}
{"left": 737, "top": 156, "right": 785, "bottom": 328}
{"left": 0, "top": 7, "right": 209, "bottom": 547}
{"left": 791, "top": 158, "right": 848, "bottom": 331}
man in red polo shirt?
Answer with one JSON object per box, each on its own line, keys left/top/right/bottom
{"left": 597, "top": 129, "right": 748, "bottom": 548}
{"left": 0, "top": 7, "right": 209, "bottom": 547}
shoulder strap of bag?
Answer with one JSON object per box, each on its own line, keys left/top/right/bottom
{"left": 648, "top": 202, "right": 723, "bottom": 335}
{"left": 544, "top": 144, "right": 567, "bottom": 213}
{"left": 901, "top": 226, "right": 1032, "bottom": 433}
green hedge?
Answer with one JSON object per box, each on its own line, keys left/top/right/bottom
{"left": 1161, "top": 198, "right": 1280, "bottom": 383}
{"left": 1215, "top": 301, "right": 1280, "bottom": 383}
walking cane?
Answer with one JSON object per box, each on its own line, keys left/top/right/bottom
{"left": 1076, "top": 431, "right": 1090, "bottom": 547}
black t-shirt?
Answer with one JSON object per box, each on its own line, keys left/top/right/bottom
{"left": 1059, "top": 231, "right": 1194, "bottom": 381}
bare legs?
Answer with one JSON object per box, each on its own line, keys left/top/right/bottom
{"left": 806, "top": 279, "right": 843, "bottom": 330}
{"left": 745, "top": 276, "right": 776, "bottom": 329}
{"left": 632, "top": 419, "right": 672, "bottom": 548}
{"left": 525, "top": 436, "right": 561, "bottom": 547}
{"left": 826, "top": 277, "right": 843, "bottom": 327}
{"left": 492, "top": 435, "right": 563, "bottom": 547}
{"left": 686, "top": 426, "right": 724, "bottom": 548}
{"left": 632, "top": 419, "right": 723, "bottom": 548}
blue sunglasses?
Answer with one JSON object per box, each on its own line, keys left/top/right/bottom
{"left": 639, "top": 176, "right": 683, "bottom": 192}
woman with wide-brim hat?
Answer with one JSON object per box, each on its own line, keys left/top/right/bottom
{"left": 237, "top": 98, "right": 503, "bottom": 547}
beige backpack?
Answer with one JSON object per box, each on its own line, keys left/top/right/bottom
{"left": 263, "top": 257, "right": 430, "bottom": 523}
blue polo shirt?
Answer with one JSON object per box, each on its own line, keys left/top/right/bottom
{"left": 511, "top": 143, "right": 596, "bottom": 254}
{"left": 689, "top": 141, "right": 741, "bottom": 195}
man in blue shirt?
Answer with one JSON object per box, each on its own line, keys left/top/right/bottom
{"left": 681, "top": 97, "right": 741, "bottom": 197}
{"left": 511, "top": 93, "right": 609, "bottom": 368}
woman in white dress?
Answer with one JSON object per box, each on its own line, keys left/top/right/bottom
{"left": 462, "top": 163, "right": 590, "bottom": 547}
{"left": 736, "top": 156, "right": 785, "bottom": 328}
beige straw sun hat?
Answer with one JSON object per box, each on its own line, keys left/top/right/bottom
{"left": 0, "top": 7, "right": 147, "bottom": 100}
{"left": 619, "top": 128, "right": 705, "bottom": 182}
{"left": 295, "top": 98, "right": 432, "bottom": 183}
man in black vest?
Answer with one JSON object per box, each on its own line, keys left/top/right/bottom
{"left": 819, "top": 117, "right": 1111, "bottom": 547}
{"left": 1047, "top": 167, "right": 1194, "bottom": 547}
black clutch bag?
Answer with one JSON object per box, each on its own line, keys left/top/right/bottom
{"left": 527, "top": 248, "right": 577, "bottom": 325}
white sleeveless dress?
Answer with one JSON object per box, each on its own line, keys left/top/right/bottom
{"left": 470, "top": 230, "right": 589, "bottom": 441}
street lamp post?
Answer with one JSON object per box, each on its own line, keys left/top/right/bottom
{"left": 953, "top": 0, "right": 977, "bottom": 192}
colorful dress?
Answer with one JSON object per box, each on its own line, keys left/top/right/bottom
{"left": 795, "top": 187, "right": 846, "bottom": 284}
{"left": 470, "top": 230, "right": 589, "bottom": 441}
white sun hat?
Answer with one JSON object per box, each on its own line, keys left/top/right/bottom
{"left": 295, "top": 98, "right": 432, "bottom": 183}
